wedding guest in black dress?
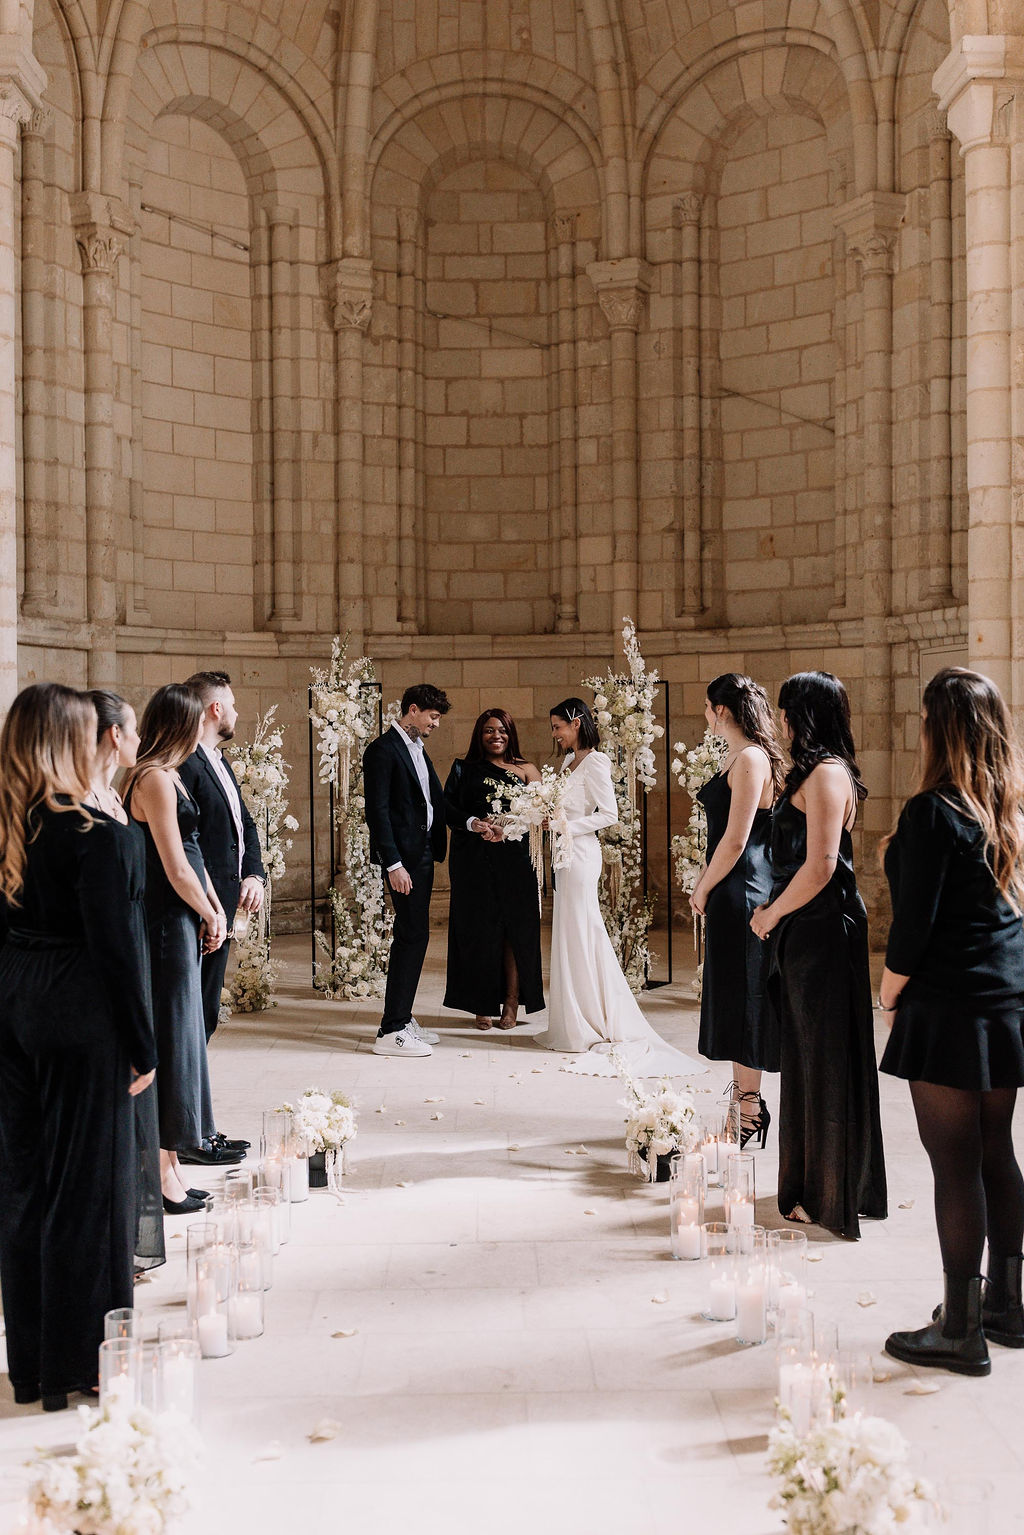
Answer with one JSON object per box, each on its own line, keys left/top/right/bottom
{"left": 881, "top": 668, "right": 1024, "bottom": 1377}
{"left": 751, "top": 671, "right": 887, "bottom": 1239}
{"left": 124, "top": 686, "right": 227, "bottom": 1216}
{"left": 0, "top": 684, "right": 156, "bottom": 1411}
{"left": 690, "top": 675, "right": 784, "bottom": 1145}
{"left": 443, "top": 709, "right": 545, "bottom": 1030}
{"left": 86, "top": 690, "right": 165, "bottom": 1276}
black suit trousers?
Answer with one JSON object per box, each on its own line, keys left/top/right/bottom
{"left": 201, "top": 940, "right": 232, "bottom": 1044}
{"left": 380, "top": 851, "right": 434, "bottom": 1035}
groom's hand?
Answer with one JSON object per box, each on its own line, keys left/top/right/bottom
{"left": 388, "top": 866, "right": 413, "bottom": 894}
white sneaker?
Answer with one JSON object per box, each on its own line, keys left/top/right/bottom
{"left": 407, "top": 1017, "right": 440, "bottom": 1045}
{"left": 372, "top": 1028, "right": 432, "bottom": 1058}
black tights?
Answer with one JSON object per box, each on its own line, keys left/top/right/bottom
{"left": 910, "top": 1081, "right": 1024, "bottom": 1280}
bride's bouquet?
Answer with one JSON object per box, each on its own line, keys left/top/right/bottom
{"left": 485, "top": 765, "right": 573, "bottom": 906}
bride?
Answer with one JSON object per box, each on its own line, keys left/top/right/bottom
{"left": 536, "top": 697, "right": 705, "bottom": 1079}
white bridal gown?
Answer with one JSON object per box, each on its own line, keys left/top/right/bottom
{"left": 537, "top": 750, "right": 706, "bottom": 1079}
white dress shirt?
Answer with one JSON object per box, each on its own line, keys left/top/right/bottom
{"left": 388, "top": 723, "right": 433, "bottom": 871}
{"left": 202, "top": 742, "right": 245, "bottom": 879}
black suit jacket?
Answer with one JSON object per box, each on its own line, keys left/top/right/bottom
{"left": 363, "top": 727, "right": 447, "bottom": 871}
{"left": 179, "top": 747, "right": 266, "bottom": 914}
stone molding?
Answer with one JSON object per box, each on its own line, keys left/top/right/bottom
{"left": 24, "top": 104, "right": 51, "bottom": 139}
{"left": 0, "top": 79, "right": 32, "bottom": 147}
{"left": 934, "top": 35, "right": 1024, "bottom": 152}
{"left": 587, "top": 257, "right": 652, "bottom": 330}
{"left": 70, "top": 191, "right": 135, "bottom": 276}
{"left": 833, "top": 192, "right": 904, "bottom": 272}
{"left": 322, "top": 256, "right": 374, "bottom": 331}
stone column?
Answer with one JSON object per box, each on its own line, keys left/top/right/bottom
{"left": 19, "top": 104, "right": 53, "bottom": 616}
{"left": 835, "top": 192, "right": 903, "bottom": 820}
{"left": 126, "top": 170, "right": 149, "bottom": 622}
{"left": 587, "top": 257, "right": 651, "bottom": 629}
{"left": 674, "top": 193, "right": 702, "bottom": 619}
{"left": 935, "top": 36, "right": 1024, "bottom": 706}
{"left": 71, "top": 192, "right": 132, "bottom": 689}
{"left": 0, "top": 83, "right": 32, "bottom": 707}
{"left": 926, "top": 110, "right": 954, "bottom": 604}
{"left": 268, "top": 206, "right": 298, "bottom": 625}
{"left": 396, "top": 207, "right": 419, "bottom": 634}
{"left": 552, "top": 213, "right": 578, "bottom": 633}
{"left": 324, "top": 256, "right": 373, "bottom": 637}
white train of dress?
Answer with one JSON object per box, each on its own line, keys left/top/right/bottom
{"left": 536, "top": 751, "right": 706, "bottom": 1079}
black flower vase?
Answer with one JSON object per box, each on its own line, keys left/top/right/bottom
{"left": 639, "top": 1146, "right": 674, "bottom": 1183}
{"left": 308, "top": 1150, "right": 328, "bottom": 1188}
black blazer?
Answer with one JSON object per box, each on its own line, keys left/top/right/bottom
{"left": 363, "top": 726, "right": 447, "bottom": 871}
{"left": 179, "top": 747, "right": 265, "bottom": 914}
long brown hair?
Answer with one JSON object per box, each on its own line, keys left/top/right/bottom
{"left": 892, "top": 667, "right": 1024, "bottom": 910}
{"left": 0, "top": 683, "right": 96, "bottom": 903}
{"left": 706, "top": 673, "right": 786, "bottom": 797}
{"left": 122, "top": 683, "right": 204, "bottom": 797}
{"left": 464, "top": 708, "right": 526, "bottom": 764}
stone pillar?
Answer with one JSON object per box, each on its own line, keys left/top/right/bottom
{"left": 71, "top": 192, "right": 133, "bottom": 689}
{"left": 587, "top": 257, "right": 650, "bottom": 630}
{"left": 926, "top": 111, "right": 953, "bottom": 604}
{"left": 324, "top": 256, "right": 373, "bottom": 637}
{"left": 674, "top": 193, "right": 702, "bottom": 619}
{"left": 19, "top": 104, "right": 53, "bottom": 617}
{"left": 396, "top": 207, "right": 419, "bottom": 634}
{"left": 0, "top": 81, "right": 30, "bottom": 705}
{"left": 552, "top": 213, "right": 578, "bottom": 633}
{"left": 935, "top": 36, "right": 1024, "bottom": 707}
{"left": 835, "top": 192, "right": 903, "bottom": 821}
{"left": 268, "top": 206, "right": 298, "bottom": 625}
{"left": 126, "top": 170, "right": 149, "bottom": 622}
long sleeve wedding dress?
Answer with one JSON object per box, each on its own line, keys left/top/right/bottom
{"left": 537, "top": 750, "right": 706, "bottom": 1078}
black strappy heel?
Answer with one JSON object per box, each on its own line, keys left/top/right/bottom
{"left": 738, "top": 1091, "right": 771, "bottom": 1150}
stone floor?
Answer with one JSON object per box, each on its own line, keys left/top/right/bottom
{"left": 1, "top": 930, "right": 1022, "bottom": 1534}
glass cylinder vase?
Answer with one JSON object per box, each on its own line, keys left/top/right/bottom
{"left": 670, "top": 1152, "right": 705, "bottom": 1260}
{"left": 157, "top": 1338, "right": 200, "bottom": 1420}
{"left": 701, "top": 1222, "right": 736, "bottom": 1321}
{"left": 724, "top": 1151, "right": 756, "bottom": 1227}
{"left": 229, "top": 1243, "right": 265, "bottom": 1341}
{"left": 194, "top": 1245, "right": 236, "bottom": 1359}
{"left": 99, "top": 1337, "right": 143, "bottom": 1408}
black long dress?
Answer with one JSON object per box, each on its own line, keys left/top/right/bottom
{"left": 443, "top": 759, "right": 545, "bottom": 1018}
{"left": 880, "top": 790, "right": 1024, "bottom": 1089}
{"left": 129, "top": 782, "right": 215, "bottom": 1152}
{"left": 92, "top": 808, "right": 165, "bottom": 1272}
{"left": 766, "top": 792, "right": 887, "bottom": 1239}
{"left": 0, "top": 803, "right": 157, "bottom": 1397}
{"left": 696, "top": 771, "right": 776, "bottom": 1070}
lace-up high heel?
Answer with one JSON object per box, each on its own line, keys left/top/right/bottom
{"left": 738, "top": 1091, "right": 771, "bottom": 1150}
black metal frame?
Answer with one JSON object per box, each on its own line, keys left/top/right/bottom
{"left": 642, "top": 679, "right": 675, "bottom": 989}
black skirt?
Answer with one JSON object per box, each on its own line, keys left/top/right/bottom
{"left": 880, "top": 987, "right": 1024, "bottom": 1090}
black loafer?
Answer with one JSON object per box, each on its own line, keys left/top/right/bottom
{"left": 186, "top": 1188, "right": 210, "bottom": 1201}
{"left": 177, "top": 1145, "right": 242, "bottom": 1166}
{"left": 162, "top": 1194, "right": 206, "bottom": 1215}
{"left": 211, "top": 1132, "right": 251, "bottom": 1152}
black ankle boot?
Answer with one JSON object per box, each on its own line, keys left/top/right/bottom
{"left": 983, "top": 1253, "right": 1024, "bottom": 1348}
{"left": 885, "top": 1273, "right": 990, "bottom": 1377}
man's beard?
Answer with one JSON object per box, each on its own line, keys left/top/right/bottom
{"left": 218, "top": 723, "right": 235, "bottom": 743}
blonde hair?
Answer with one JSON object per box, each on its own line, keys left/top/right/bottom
{"left": 885, "top": 667, "right": 1024, "bottom": 912}
{"left": 0, "top": 683, "right": 96, "bottom": 904}
{"left": 123, "top": 683, "right": 204, "bottom": 799}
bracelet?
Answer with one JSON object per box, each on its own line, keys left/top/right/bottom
{"left": 876, "top": 999, "right": 897, "bottom": 1013}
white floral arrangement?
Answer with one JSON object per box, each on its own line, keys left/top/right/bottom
{"left": 486, "top": 765, "right": 573, "bottom": 906}
{"left": 582, "top": 617, "right": 663, "bottom": 993}
{"left": 669, "top": 728, "right": 727, "bottom": 895}
{"left": 24, "top": 1398, "right": 201, "bottom": 1534}
{"left": 224, "top": 705, "right": 298, "bottom": 1015}
{"left": 767, "top": 1413, "right": 936, "bottom": 1535}
{"left": 282, "top": 1087, "right": 357, "bottom": 1154}
{"left": 621, "top": 1067, "right": 698, "bottom": 1180}
{"left": 311, "top": 637, "right": 394, "bottom": 1000}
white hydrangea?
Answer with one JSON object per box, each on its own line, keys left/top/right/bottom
{"left": 767, "top": 1413, "right": 937, "bottom": 1535}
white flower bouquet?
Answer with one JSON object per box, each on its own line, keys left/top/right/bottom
{"left": 309, "top": 633, "right": 377, "bottom": 807}
{"left": 486, "top": 764, "right": 573, "bottom": 906}
{"left": 283, "top": 1087, "right": 357, "bottom": 1154}
{"left": 24, "top": 1398, "right": 201, "bottom": 1534}
{"left": 767, "top": 1413, "right": 936, "bottom": 1535}
{"left": 621, "top": 1068, "right": 698, "bottom": 1180}
{"left": 583, "top": 617, "right": 663, "bottom": 803}
{"left": 669, "top": 727, "right": 727, "bottom": 896}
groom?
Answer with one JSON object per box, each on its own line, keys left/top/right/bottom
{"left": 363, "top": 683, "right": 450, "bottom": 1057}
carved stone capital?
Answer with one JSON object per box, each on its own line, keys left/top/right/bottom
{"left": 552, "top": 211, "right": 578, "bottom": 245}
{"left": 934, "top": 35, "right": 1024, "bottom": 152}
{"left": 834, "top": 191, "right": 904, "bottom": 273}
{"left": 396, "top": 206, "right": 422, "bottom": 243}
{"left": 24, "top": 104, "right": 52, "bottom": 139}
{"left": 587, "top": 257, "right": 652, "bottom": 331}
{"left": 70, "top": 191, "right": 135, "bottom": 276}
{"left": 322, "top": 256, "right": 374, "bottom": 331}
{"left": 926, "top": 108, "right": 950, "bottom": 142}
{"left": 0, "top": 80, "right": 32, "bottom": 147}
{"left": 673, "top": 193, "right": 703, "bottom": 227}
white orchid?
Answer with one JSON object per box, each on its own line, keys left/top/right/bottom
{"left": 620, "top": 1066, "right": 697, "bottom": 1179}
{"left": 768, "top": 1413, "right": 937, "bottom": 1535}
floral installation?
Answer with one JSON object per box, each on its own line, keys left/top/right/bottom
{"left": 24, "top": 1397, "right": 201, "bottom": 1534}
{"left": 620, "top": 1064, "right": 698, "bottom": 1181}
{"left": 281, "top": 1087, "right": 358, "bottom": 1154}
{"left": 223, "top": 705, "right": 298, "bottom": 1015}
{"left": 485, "top": 766, "right": 573, "bottom": 907}
{"left": 767, "top": 1412, "right": 936, "bottom": 1535}
{"left": 310, "top": 636, "right": 393, "bottom": 1000}
{"left": 670, "top": 729, "right": 727, "bottom": 1003}
{"left": 582, "top": 617, "right": 664, "bottom": 993}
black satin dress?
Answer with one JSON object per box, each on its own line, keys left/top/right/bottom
{"left": 766, "top": 793, "right": 887, "bottom": 1239}
{"left": 442, "top": 760, "right": 545, "bottom": 1018}
{"left": 0, "top": 804, "right": 156, "bottom": 1397}
{"left": 696, "top": 772, "right": 776, "bottom": 1070}
{"left": 130, "top": 782, "right": 215, "bottom": 1152}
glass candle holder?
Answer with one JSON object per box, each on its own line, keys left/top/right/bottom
{"left": 261, "top": 1107, "right": 294, "bottom": 1160}
{"left": 252, "top": 1186, "right": 282, "bottom": 1261}
{"left": 724, "top": 1152, "right": 756, "bottom": 1226}
{"left": 194, "top": 1245, "right": 236, "bottom": 1359}
{"left": 223, "top": 1167, "right": 256, "bottom": 1203}
{"left": 157, "top": 1319, "right": 197, "bottom": 1345}
{"left": 186, "top": 1223, "right": 221, "bottom": 1325}
{"left": 670, "top": 1152, "right": 705, "bottom": 1260}
{"left": 103, "top": 1307, "right": 138, "bottom": 1342}
{"left": 99, "top": 1337, "right": 143, "bottom": 1407}
{"left": 701, "top": 1222, "right": 736, "bottom": 1321}
{"left": 255, "top": 1157, "right": 291, "bottom": 1243}
{"left": 228, "top": 1243, "right": 265, "bottom": 1341}
{"left": 768, "top": 1230, "right": 809, "bottom": 1324}
{"left": 288, "top": 1151, "right": 310, "bottom": 1204}
{"left": 157, "top": 1337, "right": 201, "bottom": 1420}
{"left": 720, "top": 1099, "right": 741, "bottom": 1156}
{"left": 699, "top": 1114, "right": 723, "bottom": 1187}
{"left": 826, "top": 1348, "right": 875, "bottom": 1418}
{"left": 735, "top": 1253, "right": 769, "bottom": 1346}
